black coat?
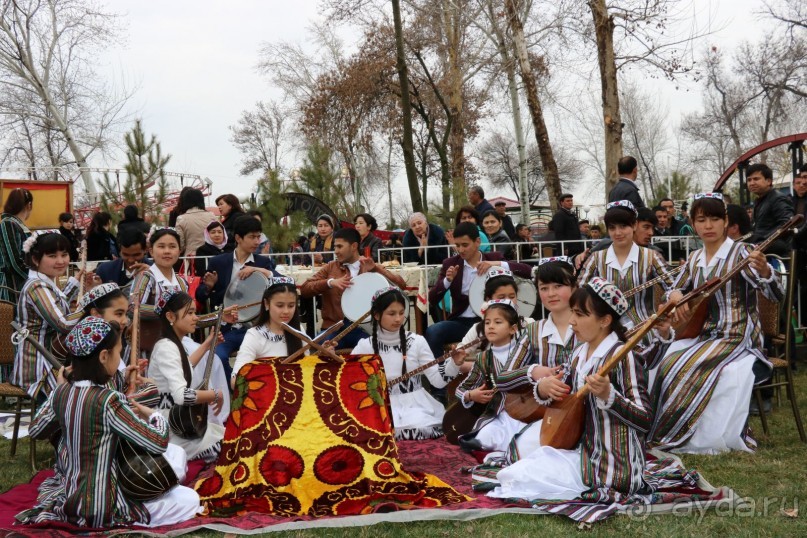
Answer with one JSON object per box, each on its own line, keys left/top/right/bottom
{"left": 550, "top": 208, "right": 583, "bottom": 256}
{"left": 59, "top": 226, "right": 80, "bottom": 262}
{"left": 86, "top": 229, "right": 118, "bottom": 261}
{"left": 752, "top": 189, "right": 794, "bottom": 256}
{"left": 501, "top": 214, "right": 516, "bottom": 240}
{"left": 221, "top": 210, "right": 246, "bottom": 252}
{"left": 116, "top": 218, "right": 151, "bottom": 243}
{"left": 791, "top": 192, "right": 807, "bottom": 251}
{"left": 402, "top": 223, "right": 450, "bottom": 266}
{"left": 609, "top": 178, "right": 645, "bottom": 209}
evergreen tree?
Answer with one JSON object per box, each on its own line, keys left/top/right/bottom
{"left": 652, "top": 171, "right": 699, "bottom": 207}
{"left": 293, "top": 142, "right": 351, "bottom": 219}
{"left": 251, "top": 170, "right": 308, "bottom": 254}
{"left": 99, "top": 120, "right": 171, "bottom": 225}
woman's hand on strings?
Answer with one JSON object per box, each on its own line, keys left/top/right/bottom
{"left": 468, "top": 387, "right": 495, "bottom": 404}
{"left": 128, "top": 400, "right": 156, "bottom": 421}
{"left": 222, "top": 305, "right": 239, "bottom": 324}
{"left": 667, "top": 290, "right": 688, "bottom": 324}
{"left": 748, "top": 250, "right": 771, "bottom": 279}
{"left": 586, "top": 373, "right": 611, "bottom": 401}
{"left": 450, "top": 347, "right": 467, "bottom": 366}
{"left": 538, "top": 372, "right": 569, "bottom": 401}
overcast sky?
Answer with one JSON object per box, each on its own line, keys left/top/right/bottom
{"left": 99, "top": 0, "right": 764, "bottom": 209}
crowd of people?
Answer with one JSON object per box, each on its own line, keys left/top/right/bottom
{"left": 0, "top": 154, "right": 805, "bottom": 529}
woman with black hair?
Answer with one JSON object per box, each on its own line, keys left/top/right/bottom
{"left": 215, "top": 194, "right": 245, "bottom": 252}
{"left": 481, "top": 210, "right": 513, "bottom": 259}
{"left": 176, "top": 188, "right": 217, "bottom": 256}
{"left": 305, "top": 214, "right": 335, "bottom": 264}
{"left": 353, "top": 213, "right": 383, "bottom": 261}
{"left": 453, "top": 205, "right": 492, "bottom": 253}
{"left": 86, "top": 211, "right": 118, "bottom": 261}
{"left": 352, "top": 287, "right": 464, "bottom": 440}
{"left": 0, "top": 187, "right": 33, "bottom": 300}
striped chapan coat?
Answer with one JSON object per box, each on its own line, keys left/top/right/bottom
{"left": 579, "top": 243, "right": 675, "bottom": 330}
{"left": 647, "top": 238, "right": 783, "bottom": 450}
{"left": 16, "top": 381, "right": 170, "bottom": 527}
{"left": 567, "top": 332, "right": 653, "bottom": 499}
{"left": 12, "top": 271, "right": 82, "bottom": 397}
{"left": 0, "top": 213, "right": 31, "bottom": 301}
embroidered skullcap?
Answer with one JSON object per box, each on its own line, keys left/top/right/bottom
{"left": 693, "top": 192, "right": 724, "bottom": 202}
{"left": 371, "top": 286, "right": 403, "bottom": 303}
{"left": 22, "top": 229, "right": 60, "bottom": 254}
{"left": 147, "top": 225, "right": 178, "bottom": 243}
{"left": 79, "top": 283, "right": 121, "bottom": 311}
{"left": 481, "top": 298, "right": 517, "bottom": 315}
{"left": 269, "top": 276, "right": 295, "bottom": 287}
{"left": 605, "top": 200, "right": 638, "bottom": 216}
{"left": 538, "top": 256, "right": 574, "bottom": 268}
{"left": 484, "top": 267, "right": 514, "bottom": 282}
{"left": 65, "top": 316, "right": 113, "bottom": 357}
{"left": 154, "top": 286, "right": 181, "bottom": 316}
{"left": 586, "top": 277, "right": 629, "bottom": 317}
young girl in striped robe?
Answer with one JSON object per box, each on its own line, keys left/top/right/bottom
{"left": 17, "top": 317, "right": 201, "bottom": 528}
{"left": 488, "top": 278, "right": 657, "bottom": 504}
{"left": 648, "top": 193, "right": 783, "bottom": 454}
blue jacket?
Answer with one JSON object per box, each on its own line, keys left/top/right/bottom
{"left": 195, "top": 252, "right": 277, "bottom": 309}
{"left": 95, "top": 258, "right": 153, "bottom": 287}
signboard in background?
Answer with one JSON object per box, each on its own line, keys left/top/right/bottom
{"left": 0, "top": 180, "right": 72, "bottom": 230}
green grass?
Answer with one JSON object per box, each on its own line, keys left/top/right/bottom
{"left": 2, "top": 365, "right": 806, "bottom": 537}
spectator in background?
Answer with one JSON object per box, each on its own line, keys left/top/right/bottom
{"left": 167, "top": 186, "right": 194, "bottom": 227}
{"left": 402, "top": 212, "right": 449, "bottom": 266}
{"left": 481, "top": 210, "right": 514, "bottom": 259}
{"left": 792, "top": 167, "right": 807, "bottom": 325}
{"left": 579, "top": 219, "right": 591, "bottom": 239}
{"left": 550, "top": 193, "right": 583, "bottom": 256}
{"left": 86, "top": 211, "right": 118, "bottom": 261}
{"left": 58, "top": 212, "right": 80, "bottom": 262}
{"left": 95, "top": 229, "right": 151, "bottom": 287}
{"left": 305, "top": 214, "right": 336, "bottom": 265}
{"left": 468, "top": 185, "right": 494, "bottom": 215}
{"left": 353, "top": 212, "right": 383, "bottom": 260}
{"left": 747, "top": 162, "right": 794, "bottom": 257}
{"left": 247, "top": 210, "right": 272, "bottom": 255}
{"left": 494, "top": 200, "right": 516, "bottom": 239}
{"left": 194, "top": 221, "right": 228, "bottom": 275}
{"left": 451, "top": 205, "right": 491, "bottom": 253}
{"left": 745, "top": 203, "right": 754, "bottom": 225}
{"left": 116, "top": 204, "right": 151, "bottom": 242}
{"left": 381, "top": 232, "right": 404, "bottom": 263}
{"left": 0, "top": 187, "right": 33, "bottom": 301}
{"left": 176, "top": 188, "right": 217, "bottom": 256}
{"left": 216, "top": 193, "right": 246, "bottom": 252}
{"left": 291, "top": 235, "right": 308, "bottom": 265}
{"left": 590, "top": 226, "right": 602, "bottom": 240}
{"left": 726, "top": 204, "right": 752, "bottom": 241}
{"left": 609, "top": 156, "right": 645, "bottom": 209}
{"left": 515, "top": 223, "right": 537, "bottom": 261}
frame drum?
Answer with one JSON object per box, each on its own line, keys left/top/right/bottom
{"left": 469, "top": 276, "right": 538, "bottom": 318}
{"left": 341, "top": 273, "right": 408, "bottom": 333}
{"left": 223, "top": 271, "right": 270, "bottom": 323}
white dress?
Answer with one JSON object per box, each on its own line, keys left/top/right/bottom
{"left": 183, "top": 336, "right": 231, "bottom": 426}
{"left": 148, "top": 338, "right": 225, "bottom": 460}
{"left": 353, "top": 328, "right": 460, "bottom": 440}
{"left": 230, "top": 325, "right": 289, "bottom": 383}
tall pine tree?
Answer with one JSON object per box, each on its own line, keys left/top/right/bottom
{"left": 251, "top": 169, "right": 307, "bottom": 253}
{"left": 99, "top": 120, "right": 171, "bottom": 225}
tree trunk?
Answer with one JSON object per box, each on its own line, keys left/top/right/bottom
{"left": 444, "top": 0, "right": 466, "bottom": 208}
{"left": 392, "top": 0, "right": 423, "bottom": 213}
{"left": 504, "top": 0, "right": 562, "bottom": 212}
{"left": 589, "top": 0, "right": 622, "bottom": 202}
{"left": 489, "top": 1, "right": 530, "bottom": 224}
{"left": 386, "top": 135, "right": 395, "bottom": 227}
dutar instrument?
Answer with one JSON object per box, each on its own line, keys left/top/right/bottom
{"left": 389, "top": 337, "right": 482, "bottom": 387}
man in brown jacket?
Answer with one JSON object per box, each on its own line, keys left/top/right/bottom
{"left": 300, "top": 227, "right": 407, "bottom": 348}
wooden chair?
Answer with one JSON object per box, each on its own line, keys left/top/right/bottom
{"left": 754, "top": 252, "right": 806, "bottom": 442}
{"left": 0, "top": 300, "right": 40, "bottom": 468}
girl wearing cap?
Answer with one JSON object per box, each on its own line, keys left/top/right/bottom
{"left": 453, "top": 299, "right": 533, "bottom": 453}
{"left": 17, "top": 317, "right": 202, "bottom": 528}
{"left": 12, "top": 232, "right": 84, "bottom": 401}
{"left": 230, "top": 276, "right": 304, "bottom": 388}
{"left": 578, "top": 200, "right": 676, "bottom": 333}
{"left": 648, "top": 193, "right": 782, "bottom": 454}
{"left": 352, "top": 287, "right": 464, "bottom": 440}
{"left": 488, "top": 278, "right": 655, "bottom": 503}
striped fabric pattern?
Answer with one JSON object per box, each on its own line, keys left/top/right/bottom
{"left": 16, "top": 383, "right": 169, "bottom": 527}
{"left": 0, "top": 213, "right": 31, "bottom": 300}
{"left": 579, "top": 245, "right": 675, "bottom": 329}
{"left": 128, "top": 270, "right": 216, "bottom": 327}
{"left": 647, "top": 240, "right": 783, "bottom": 450}
{"left": 12, "top": 273, "right": 82, "bottom": 396}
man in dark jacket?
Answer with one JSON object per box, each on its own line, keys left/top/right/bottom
{"left": 550, "top": 193, "right": 583, "bottom": 256}
{"left": 468, "top": 185, "right": 494, "bottom": 215}
{"left": 94, "top": 229, "right": 151, "bottom": 287}
{"left": 608, "top": 156, "right": 645, "bottom": 209}
{"left": 747, "top": 163, "right": 794, "bottom": 257}
{"left": 402, "top": 212, "right": 450, "bottom": 266}
{"left": 116, "top": 204, "right": 151, "bottom": 242}
{"left": 792, "top": 167, "right": 807, "bottom": 325}
{"left": 494, "top": 201, "right": 516, "bottom": 239}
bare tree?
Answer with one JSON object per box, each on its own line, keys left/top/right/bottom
{"left": 0, "top": 0, "right": 132, "bottom": 195}
{"left": 230, "top": 101, "right": 289, "bottom": 177}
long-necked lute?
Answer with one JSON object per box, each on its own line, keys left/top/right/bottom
{"left": 662, "top": 214, "right": 802, "bottom": 340}
{"left": 389, "top": 337, "right": 482, "bottom": 387}
{"left": 539, "top": 297, "right": 680, "bottom": 450}
{"left": 11, "top": 320, "right": 178, "bottom": 501}
{"left": 168, "top": 306, "right": 224, "bottom": 439}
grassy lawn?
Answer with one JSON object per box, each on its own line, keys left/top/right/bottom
{"left": 1, "top": 363, "right": 806, "bottom": 537}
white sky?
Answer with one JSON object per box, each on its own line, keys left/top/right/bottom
{"left": 97, "top": 0, "right": 765, "bottom": 211}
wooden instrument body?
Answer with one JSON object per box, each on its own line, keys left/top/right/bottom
{"left": 442, "top": 370, "right": 496, "bottom": 445}
{"left": 116, "top": 436, "right": 179, "bottom": 501}
{"left": 539, "top": 390, "right": 586, "bottom": 450}
{"left": 503, "top": 386, "right": 546, "bottom": 423}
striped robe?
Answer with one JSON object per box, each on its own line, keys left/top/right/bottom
{"left": 12, "top": 271, "right": 82, "bottom": 397}
{"left": 496, "top": 316, "right": 578, "bottom": 392}
{"left": 16, "top": 382, "right": 170, "bottom": 527}
{"left": 579, "top": 243, "right": 675, "bottom": 329}
{"left": 0, "top": 213, "right": 31, "bottom": 300}
{"left": 647, "top": 238, "right": 783, "bottom": 450}
{"left": 456, "top": 332, "right": 533, "bottom": 434}
{"left": 568, "top": 332, "right": 653, "bottom": 499}
{"left": 128, "top": 268, "right": 216, "bottom": 327}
